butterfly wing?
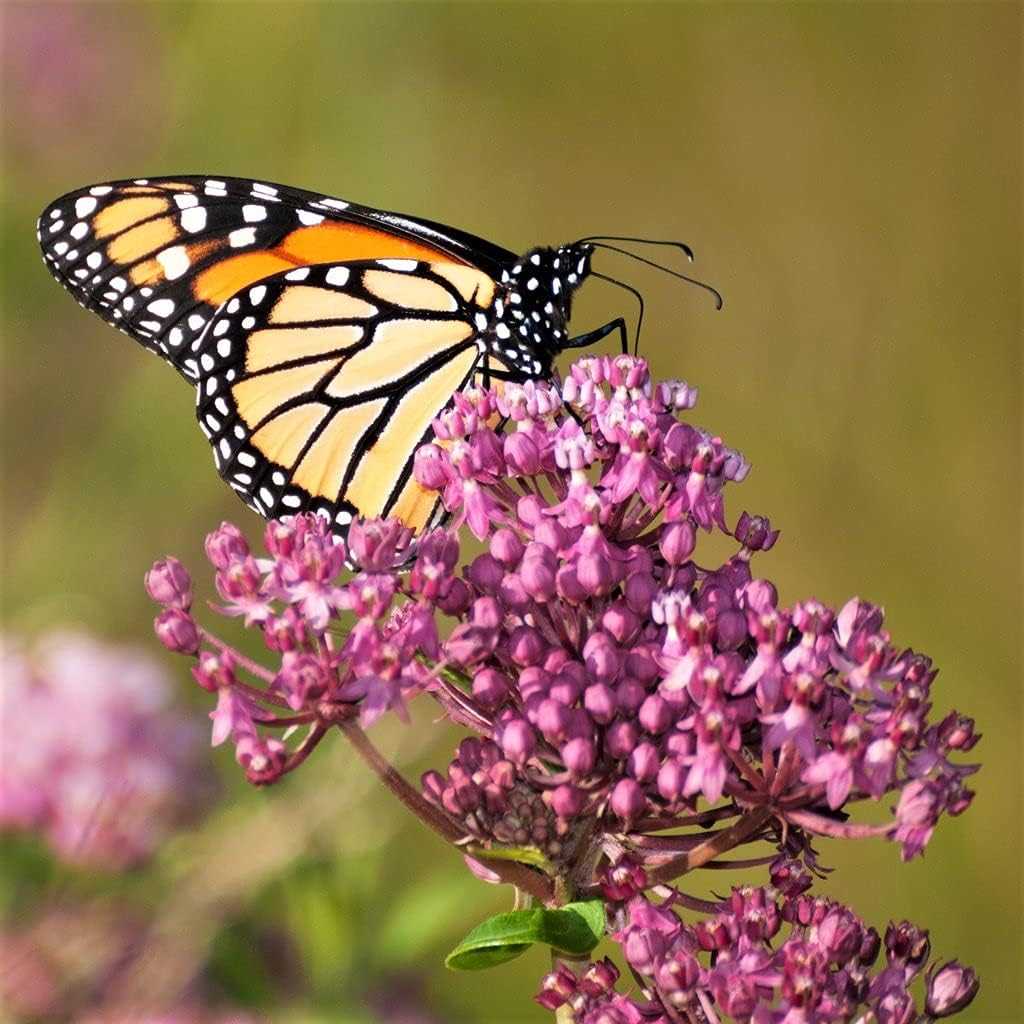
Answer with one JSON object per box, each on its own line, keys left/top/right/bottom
{"left": 193, "top": 258, "right": 506, "bottom": 532}
{"left": 37, "top": 175, "right": 515, "bottom": 380}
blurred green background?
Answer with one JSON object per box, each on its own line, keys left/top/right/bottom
{"left": 1, "top": 2, "right": 1020, "bottom": 1021}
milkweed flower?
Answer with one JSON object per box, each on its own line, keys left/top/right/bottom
{"left": 0, "top": 631, "right": 207, "bottom": 870}
{"left": 0, "top": 898, "right": 266, "bottom": 1023}
{"left": 150, "top": 355, "right": 980, "bottom": 1020}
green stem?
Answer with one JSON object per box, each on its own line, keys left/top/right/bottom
{"left": 336, "top": 719, "right": 464, "bottom": 843}
{"left": 338, "top": 721, "right": 556, "bottom": 904}
{"left": 551, "top": 948, "right": 589, "bottom": 1024}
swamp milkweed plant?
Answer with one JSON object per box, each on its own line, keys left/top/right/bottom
{"left": 147, "top": 355, "right": 981, "bottom": 1023}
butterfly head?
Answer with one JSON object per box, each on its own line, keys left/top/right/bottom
{"left": 500, "top": 243, "right": 594, "bottom": 348}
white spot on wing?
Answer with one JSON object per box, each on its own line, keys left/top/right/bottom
{"left": 181, "top": 207, "right": 207, "bottom": 232}
{"left": 229, "top": 227, "right": 256, "bottom": 248}
{"left": 325, "top": 267, "right": 350, "bottom": 286}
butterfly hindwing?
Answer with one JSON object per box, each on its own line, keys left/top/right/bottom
{"left": 193, "top": 258, "right": 503, "bottom": 532}
{"left": 37, "top": 176, "right": 514, "bottom": 382}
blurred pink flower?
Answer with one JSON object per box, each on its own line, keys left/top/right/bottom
{"left": 3, "top": 5, "right": 159, "bottom": 169}
{"left": 0, "top": 631, "right": 208, "bottom": 869}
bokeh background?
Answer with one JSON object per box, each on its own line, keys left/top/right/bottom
{"left": 1, "top": 2, "right": 1020, "bottom": 1021}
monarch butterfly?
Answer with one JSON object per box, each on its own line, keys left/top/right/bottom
{"left": 38, "top": 176, "right": 718, "bottom": 535}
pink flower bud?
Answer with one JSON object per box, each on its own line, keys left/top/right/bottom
{"left": 421, "top": 770, "right": 446, "bottom": 803}
{"left": 467, "top": 553, "right": 503, "bottom": 594}
{"left": 601, "top": 602, "right": 640, "bottom": 644}
{"left": 735, "top": 511, "right": 779, "bottom": 551}
{"left": 145, "top": 557, "right": 193, "bottom": 609}
{"left": 508, "top": 625, "right": 545, "bottom": 666}
{"left": 413, "top": 443, "right": 450, "bottom": 489}
{"left": 609, "top": 778, "right": 645, "bottom": 821}
{"left": 192, "top": 649, "right": 236, "bottom": 692}
{"left": 499, "top": 719, "right": 536, "bottom": 764}
{"left": 638, "top": 694, "right": 672, "bottom": 734}
{"left": 490, "top": 528, "right": 525, "bottom": 567}
{"left": 533, "top": 518, "right": 567, "bottom": 552}
{"left": 436, "top": 577, "right": 471, "bottom": 615}
{"left": 154, "top": 608, "right": 199, "bottom": 655}
{"left": 504, "top": 431, "right": 542, "bottom": 475}
{"left": 520, "top": 554, "right": 557, "bottom": 602}
{"left": 628, "top": 741, "right": 660, "bottom": 782}
{"left": 472, "top": 668, "right": 511, "bottom": 709}
{"left": 580, "top": 958, "right": 620, "bottom": 996}
{"left": 576, "top": 552, "right": 614, "bottom": 596}
{"left": 471, "top": 596, "right": 502, "bottom": 629}
{"left": 548, "top": 673, "right": 583, "bottom": 706}
{"left": 562, "top": 737, "right": 596, "bottom": 776}
{"left": 273, "top": 651, "right": 329, "bottom": 710}
{"left": 583, "top": 632, "right": 621, "bottom": 682}
{"left": 516, "top": 494, "right": 545, "bottom": 527}
{"left": 235, "top": 735, "right": 286, "bottom": 782}
{"left": 925, "top": 962, "right": 979, "bottom": 1018}
{"left": 536, "top": 698, "right": 571, "bottom": 743}
{"left": 616, "top": 678, "right": 646, "bottom": 714}
{"left": 583, "top": 683, "right": 617, "bottom": 724}
{"left": 606, "top": 719, "right": 639, "bottom": 760}
{"left": 555, "top": 564, "right": 586, "bottom": 604}
{"left": 740, "top": 578, "right": 778, "bottom": 613}
{"left": 204, "top": 522, "right": 249, "bottom": 569}
{"left": 624, "top": 571, "right": 657, "bottom": 614}
{"left": 655, "top": 951, "right": 701, "bottom": 994}
{"left": 535, "top": 966, "right": 577, "bottom": 1011}
{"left": 549, "top": 783, "right": 585, "bottom": 818}
{"left": 657, "top": 757, "right": 687, "bottom": 802}
{"left": 347, "top": 518, "right": 412, "bottom": 570}
{"left": 659, "top": 520, "right": 696, "bottom": 566}
{"left": 498, "top": 572, "right": 531, "bottom": 613}
{"left": 715, "top": 608, "right": 747, "bottom": 651}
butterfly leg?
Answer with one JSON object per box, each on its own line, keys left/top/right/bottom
{"left": 562, "top": 317, "right": 629, "bottom": 355}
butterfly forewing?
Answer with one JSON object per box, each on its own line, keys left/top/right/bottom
{"left": 36, "top": 175, "right": 598, "bottom": 536}
{"left": 37, "top": 176, "right": 513, "bottom": 381}
{"left": 193, "top": 259, "right": 503, "bottom": 532}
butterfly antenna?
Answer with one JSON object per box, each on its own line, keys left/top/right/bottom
{"left": 581, "top": 240, "right": 724, "bottom": 310}
{"left": 592, "top": 270, "right": 646, "bottom": 356}
{"left": 578, "top": 234, "right": 696, "bottom": 263}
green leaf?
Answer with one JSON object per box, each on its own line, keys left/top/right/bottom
{"left": 445, "top": 908, "right": 543, "bottom": 970}
{"left": 547, "top": 900, "right": 607, "bottom": 954}
{"left": 445, "top": 900, "right": 606, "bottom": 971}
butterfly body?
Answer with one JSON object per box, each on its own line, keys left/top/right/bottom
{"left": 37, "top": 176, "right": 603, "bottom": 533}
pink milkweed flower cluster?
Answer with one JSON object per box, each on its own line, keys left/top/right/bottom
{"left": 0, "top": 631, "right": 207, "bottom": 870}
{"left": 148, "top": 355, "right": 980, "bottom": 1021}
